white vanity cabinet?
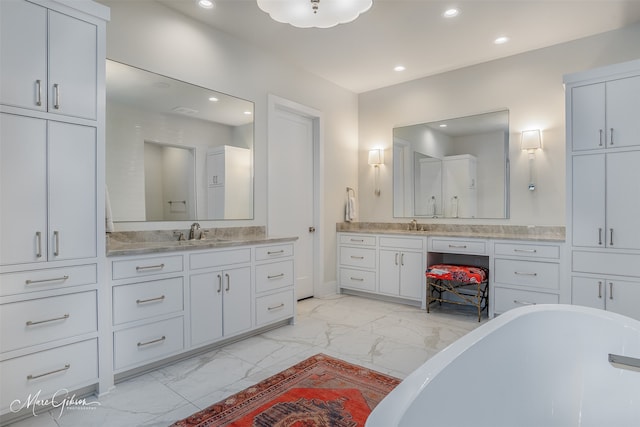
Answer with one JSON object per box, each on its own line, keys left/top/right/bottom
{"left": 0, "top": 0, "right": 108, "bottom": 418}
{"left": 566, "top": 60, "right": 640, "bottom": 321}
{"left": 492, "top": 241, "right": 563, "bottom": 316}
{"left": 379, "top": 236, "right": 426, "bottom": 302}
{"left": 0, "top": 0, "right": 98, "bottom": 120}
{"left": 189, "top": 248, "right": 252, "bottom": 347}
{"left": 254, "top": 244, "right": 295, "bottom": 327}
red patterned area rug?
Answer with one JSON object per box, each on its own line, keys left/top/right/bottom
{"left": 170, "top": 353, "right": 401, "bottom": 427}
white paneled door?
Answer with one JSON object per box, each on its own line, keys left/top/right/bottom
{"left": 267, "top": 97, "right": 318, "bottom": 300}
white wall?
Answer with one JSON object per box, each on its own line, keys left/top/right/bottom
{"left": 358, "top": 22, "right": 640, "bottom": 226}
{"left": 100, "top": 0, "right": 359, "bottom": 294}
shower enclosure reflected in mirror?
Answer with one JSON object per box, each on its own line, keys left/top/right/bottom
{"left": 393, "top": 110, "right": 510, "bottom": 219}
{"left": 106, "top": 60, "right": 254, "bottom": 222}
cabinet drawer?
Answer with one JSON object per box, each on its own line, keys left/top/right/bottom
{"left": 430, "top": 238, "right": 486, "bottom": 255}
{"left": 190, "top": 248, "right": 251, "bottom": 270}
{"left": 339, "top": 268, "right": 376, "bottom": 292}
{"left": 0, "top": 339, "right": 98, "bottom": 414}
{"left": 113, "top": 316, "right": 184, "bottom": 371}
{"left": 339, "top": 234, "right": 376, "bottom": 246}
{"left": 340, "top": 247, "right": 376, "bottom": 269}
{"left": 572, "top": 250, "right": 640, "bottom": 277}
{"left": 112, "top": 277, "right": 184, "bottom": 325}
{"left": 0, "top": 264, "right": 97, "bottom": 297}
{"left": 494, "top": 287, "right": 559, "bottom": 314}
{"left": 0, "top": 291, "right": 97, "bottom": 353}
{"left": 112, "top": 255, "right": 183, "bottom": 280}
{"left": 255, "top": 260, "right": 293, "bottom": 293}
{"left": 255, "top": 244, "right": 294, "bottom": 261}
{"left": 494, "top": 243, "right": 560, "bottom": 259}
{"left": 379, "top": 236, "right": 424, "bottom": 250}
{"left": 494, "top": 259, "right": 560, "bottom": 290}
{"left": 255, "top": 289, "right": 295, "bottom": 327}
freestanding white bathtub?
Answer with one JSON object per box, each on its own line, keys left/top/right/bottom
{"left": 367, "top": 305, "right": 640, "bottom": 427}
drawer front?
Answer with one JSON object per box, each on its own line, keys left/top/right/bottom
{"left": 494, "top": 287, "right": 559, "bottom": 314}
{"left": 112, "top": 255, "right": 183, "bottom": 280}
{"left": 340, "top": 247, "right": 376, "bottom": 269}
{"left": 494, "top": 243, "right": 560, "bottom": 259}
{"left": 0, "top": 339, "right": 98, "bottom": 414}
{"left": 430, "top": 238, "right": 486, "bottom": 255}
{"left": 494, "top": 259, "right": 560, "bottom": 290}
{"left": 255, "top": 244, "right": 294, "bottom": 261}
{"left": 113, "top": 316, "right": 184, "bottom": 371}
{"left": 339, "top": 234, "right": 376, "bottom": 246}
{"left": 255, "top": 289, "right": 295, "bottom": 326}
{"left": 0, "top": 291, "right": 97, "bottom": 353}
{"left": 339, "top": 268, "right": 376, "bottom": 292}
{"left": 379, "top": 236, "right": 424, "bottom": 250}
{"left": 572, "top": 250, "right": 640, "bottom": 277}
{"left": 112, "top": 277, "right": 184, "bottom": 325}
{"left": 0, "top": 264, "right": 97, "bottom": 297}
{"left": 255, "top": 260, "right": 294, "bottom": 294}
{"left": 190, "top": 248, "right": 251, "bottom": 270}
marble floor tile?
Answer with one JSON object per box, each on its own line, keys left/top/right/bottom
{"left": 6, "top": 295, "right": 481, "bottom": 427}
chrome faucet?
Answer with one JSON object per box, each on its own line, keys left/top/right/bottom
{"left": 189, "top": 222, "right": 200, "bottom": 240}
{"left": 409, "top": 219, "right": 418, "bottom": 231}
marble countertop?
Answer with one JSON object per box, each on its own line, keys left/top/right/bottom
{"left": 336, "top": 222, "right": 565, "bottom": 242}
{"left": 107, "top": 226, "right": 298, "bottom": 257}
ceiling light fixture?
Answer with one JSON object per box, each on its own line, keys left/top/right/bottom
{"left": 198, "top": 0, "right": 214, "bottom": 9}
{"left": 443, "top": 8, "right": 459, "bottom": 18}
{"left": 394, "top": 65, "right": 406, "bottom": 72}
{"left": 494, "top": 36, "right": 509, "bottom": 45}
{"left": 256, "top": 0, "right": 373, "bottom": 28}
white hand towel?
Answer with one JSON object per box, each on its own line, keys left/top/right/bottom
{"left": 105, "top": 185, "right": 115, "bottom": 233}
{"left": 346, "top": 195, "right": 357, "bottom": 222}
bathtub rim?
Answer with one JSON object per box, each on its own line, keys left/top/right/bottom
{"left": 366, "top": 304, "right": 640, "bottom": 427}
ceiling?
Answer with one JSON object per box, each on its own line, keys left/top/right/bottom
{"left": 156, "top": 0, "right": 640, "bottom": 94}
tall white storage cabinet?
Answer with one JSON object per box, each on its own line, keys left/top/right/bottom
{"left": 206, "top": 145, "right": 252, "bottom": 219}
{"left": 565, "top": 59, "right": 640, "bottom": 321}
{"left": 0, "top": 0, "right": 109, "bottom": 419}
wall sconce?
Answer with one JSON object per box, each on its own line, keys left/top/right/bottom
{"left": 368, "top": 149, "right": 383, "bottom": 196}
{"left": 521, "top": 129, "right": 542, "bottom": 191}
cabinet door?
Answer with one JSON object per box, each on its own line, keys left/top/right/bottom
{"left": 606, "top": 279, "right": 640, "bottom": 321}
{"left": 0, "top": 0, "right": 47, "bottom": 112}
{"left": 606, "top": 151, "right": 640, "bottom": 250}
{"left": 571, "top": 83, "right": 605, "bottom": 151}
{"left": 379, "top": 250, "right": 400, "bottom": 296}
{"left": 48, "top": 10, "right": 97, "bottom": 120}
{"left": 399, "top": 251, "right": 424, "bottom": 300}
{"left": 571, "top": 276, "right": 605, "bottom": 310}
{"left": 223, "top": 266, "right": 252, "bottom": 337}
{"left": 0, "top": 114, "right": 47, "bottom": 265}
{"left": 206, "top": 152, "right": 225, "bottom": 186}
{"left": 606, "top": 75, "right": 640, "bottom": 148}
{"left": 571, "top": 154, "right": 605, "bottom": 248}
{"left": 48, "top": 121, "right": 97, "bottom": 260}
{"left": 190, "top": 271, "right": 223, "bottom": 346}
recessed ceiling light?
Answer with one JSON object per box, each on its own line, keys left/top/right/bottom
{"left": 394, "top": 65, "right": 406, "bottom": 72}
{"left": 244, "top": 111, "right": 252, "bottom": 115}
{"left": 208, "top": 96, "right": 219, "bottom": 102}
{"left": 198, "top": 0, "right": 215, "bottom": 9}
{"left": 494, "top": 36, "right": 509, "bottom": 45}
{"left": 443, "top": 8, "right": 459, "bottom": 18}
{"left": 439, "top": 124, "right": 448, "bottom": 128}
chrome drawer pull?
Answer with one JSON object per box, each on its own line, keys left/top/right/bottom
{"left": 350, "top": 255, "right": 364, "bottom": 260}
{"left": 35, "top": 79, "right": 42, "bottom": 106}
{"left": 514, "top": 271, "right": 537, "bottom": 276}
{"left": 609, "top": 282, "right": 614, "bottom": 300}
{"left": 135, "top": 263, "right": 165, "bottom": 271}
{"left": 350, "top": 238, "right": 364, "bottom": 242}
{"left": 598, "top": 228, "right": 603, "bottom": 245}
{"left": 599, "top": 129, "right": 603, "bottom": 146}
{"left": 513, "top": 299, "right": 536, "bottom": 306}
{"left": 267, "top": 250, "right": 285, "bottom": 255}
{"left": 136, "top": 295, "right": 165, "bottom": 304}
{"left": 53, "top": 83, "right": 60, "bottom": 109}
{"left": 610, "top": 128, "right": 614, "bottom": 145}
{"left": 268, "top": 303, "right": 285, "bottom": 311}
{"left": 217, "top": 274, "right": 222, "bottom": 293}
{"left": 26, "top": 313, "right": 69, "bottom": 326}
{"left": 350, "top": 277, "right": 364, "bottom": 282}
{"left": 27, "top": 364, "right": 70, "bottom": 380}
{"left": 598, "top": 281, "right": 603, "bottom": 299}
{"left": 53, "top": 230, "right": 60, "bottom": 256}
{"left": 225, "top": 273, "right": 230, "bottom": 291}
{"left": 137, "top": 336, "right": 166, "bottom": 347}
{"left": 25, "top": 275, "right": 69, "bottom": 285}
{"left": 35, "top": 231, "right": 42, "bottom": 258}
{"left": 609, "top": 228, "right": 614, "bottom": 246}
{"left": 268, "top": 273, "right": 285, "bottom": 279}
{"left": 448, "top": 244, "right": 467, "bottom": 249}
{"left": 514, "top": 248, "right": 537, "bottom": 253}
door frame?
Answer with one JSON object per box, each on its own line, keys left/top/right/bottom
{"left": 267, "top": 94, "right": 324, "bottom": 298}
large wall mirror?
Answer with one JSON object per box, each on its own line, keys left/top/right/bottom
{"left": 106, "top": 60, "right": 254, "bottom": 222}
{"left": 393, "top": 110, "right": 509, "bottom": 219}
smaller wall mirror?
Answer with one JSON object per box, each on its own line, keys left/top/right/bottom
{"left": 393, "top": 110, "right": 510, "bottom": 219}
{"left": 106, "top": 60, "right": 254, "bottom": 222}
